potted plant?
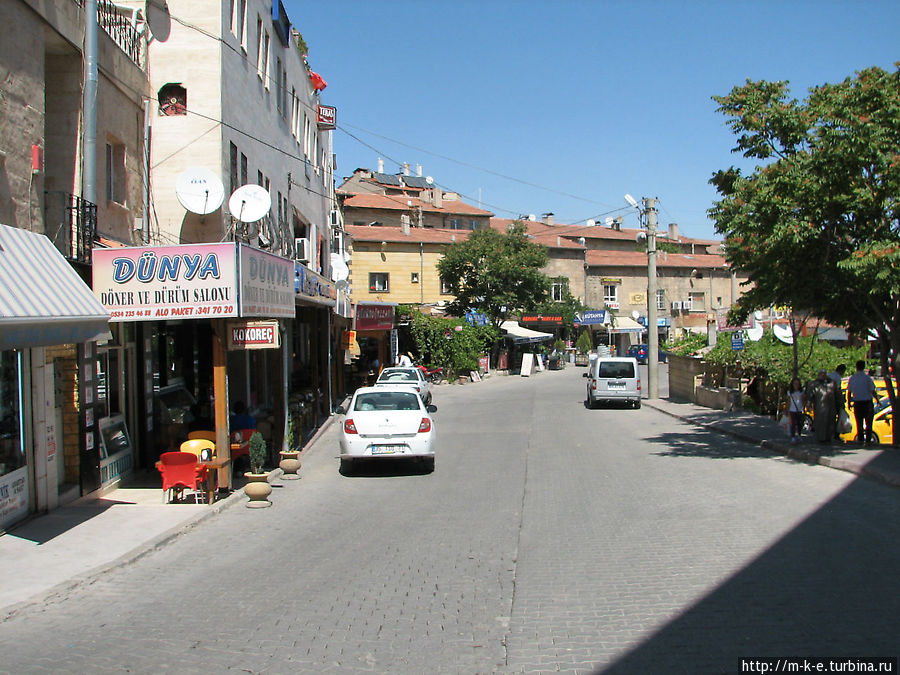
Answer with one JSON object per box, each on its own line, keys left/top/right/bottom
{"left": 244, "top": 431, "right": 272, "bottom": 508}
{"left": 278, "top": 414, "right": 302, "bottom": 480}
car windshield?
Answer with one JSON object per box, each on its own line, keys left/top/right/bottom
{"left": 378, "top": 370, "right": 418, "bottom": 383}
{"left": 875, "top": 398, "right": 892, "bottom": 415}
{"left": 597, "top": 362, "right": 635, "bottom": 378}
{"left": 353, "top": 392, "right": 422, "bottom": 411}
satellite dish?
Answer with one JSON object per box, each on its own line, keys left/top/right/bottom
{"left": 330, "top": 253, "right": 350, "bottom": 282}
{"left": 145, "top": 0, "right": 171, "bottom": 42}
{"left": 746, "top": 324, "right": 764, "bottom": 341}
{"left": 175, "top": 168, "right": 225, "bottom": 215}
{"left": 773, "top": 323, "right": 794, "bottom": 344}
{"left": 425, "top": 176, "right": 434, "bottom": 184}
{"left": 335, "top": 279, "right": 350, "bottom": 293}
{"left": 631, "top": 310, "right": 641, "bottom": 321}
{"left": 228, "top": 184, "right": 271, "bottom": 223}
{"left": 605, "top": 217, "right": 614, "bottom": 227}
{"left": 753, "top": 310, "right": 763, "bottom": 321}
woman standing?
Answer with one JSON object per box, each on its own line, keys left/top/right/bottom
{"left": 806, "top": 369, "right": 837, "bottom": 443}
{"left": 787, "top": 378, "right": 805, "bottom": 444}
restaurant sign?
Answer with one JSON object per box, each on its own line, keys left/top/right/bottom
{"left": 356, "top": 303, "right": 394, "bottom": 331}
{"left": 520, "top": 314, "right": 564, "bottom": 326}
{"left": 574, "top": 310, "right": 607, "bottom": 325}
{"left": 226, "top": 320, "right": 281, "bottom": 350}
{"left": 239, "top": 245, "right": 295, "bottom": 318}
{"left": 92, "top": 243, "right": 238, "bottom": 321}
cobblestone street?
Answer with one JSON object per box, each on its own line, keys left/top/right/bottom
{"left": 1, "top": 367, "right": 898, "bottom": 674}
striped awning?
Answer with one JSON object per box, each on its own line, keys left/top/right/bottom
{"left": 0, "top": 223, "right": 110, "bottom": 349}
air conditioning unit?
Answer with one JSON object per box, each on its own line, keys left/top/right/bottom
{"left": 671, "top": 301, "right": 681, "bottom": 311}
{"left": 294, "top": 237, "right": 310, "bottom": 263}
{"left": 682, "top": 300, "right": 692, "bottom": 310}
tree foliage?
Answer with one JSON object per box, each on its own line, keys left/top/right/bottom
{"left": 709, "top": 64, "right": 900, "bottom": 404}
{"left": 436, "top": 222, "right": 550, "bottom": 327}
{"left": 408, "top": 311, "right": 498, "bottom": 379}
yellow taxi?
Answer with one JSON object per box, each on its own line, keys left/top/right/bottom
{"left": 839, "top": 398, "right": 893, "bottom": 445}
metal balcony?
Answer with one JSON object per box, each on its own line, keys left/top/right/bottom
{"left": 44, "top": 191, "right": 97, "bottom": 266}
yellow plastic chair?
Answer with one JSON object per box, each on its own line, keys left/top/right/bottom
{"left": 187, "top": 430, "right": 217, "bottom": 443}
{"left": 180, "top": 438, "right": 216, "bottom": 460}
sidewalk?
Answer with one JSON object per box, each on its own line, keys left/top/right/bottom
{"left": 645, "top": 398, "right": 900, "bottom": 488}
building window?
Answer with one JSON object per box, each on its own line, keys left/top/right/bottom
{"left": 656, "top": 289, "right": 665, "bottom": 311}
{"left": 689, "top": 292, "right": 705, "bottom": 311}
{"left": 604, "top": 284, "right": 618, "bottom": 306}
{"left": 229, "top": 142, "right": 238, "bottom": 197}
{"left": 232, "top": 0, "right": 247, "bottom": 50}
{"left": 551, "top": 279, "right": 568, "bottom": 302}
{"left": 369, "top": 273, "right": 389, "bottom": 292}
{"left": 448, "top": 218, "right": 462, "bottom": 229}
{"left": 411, "top": 272, "right": 419, "bottom": 284}
{"left": 260, "top": 31, "right": 270, "bottom": 87}
{"left": 240, "top": 153, "right": 248, "bottom": 187}
{"left": 0, "top": 350, "right": 25, "bottom": 481}
{"left": 105, "top": 141, "right": 125, "bottom": 204}
{"left": 469, "top": 219, "right": 479, "bottom": 230}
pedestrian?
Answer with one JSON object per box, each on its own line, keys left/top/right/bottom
{"left": 827, "top": 364, "right": 847, "bottom": 439}
{"left": 397, "top": 352, "right": 413, "bottom": 367}
{"left": 787, "top": 378, "right": 805, "bottom": 444}
{"left": 847, "top": 359, "right": 879, "bottom": 445}
{"left": 806, "top": 369, "right": 837, "bottom": 443}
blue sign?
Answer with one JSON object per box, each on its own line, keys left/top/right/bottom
{"left": 731, "top": 334, "right": 744, "bottom": 351}
{"left": 465, "top": 312, "right": 488, "bottom": 326}
{"left": 575, "top": 310, "right": 607, "bottom": 326}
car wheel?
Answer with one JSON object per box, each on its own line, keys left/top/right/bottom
{"left": 340, "top": 458, "right": 354, "bottom": 475}
{"left": 871, "top": 431, "right": 880, "bottom": 445}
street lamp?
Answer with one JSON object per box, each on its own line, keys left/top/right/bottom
{"left": 626, "top": 195, "right": 659, "bottom": 399}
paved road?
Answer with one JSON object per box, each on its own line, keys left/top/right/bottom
{"left": 1, "top": 366, "right": 898, "bottom": 674}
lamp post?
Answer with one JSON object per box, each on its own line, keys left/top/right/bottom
{"left": 626, "top": 195, "right": 659, "bottom": 399}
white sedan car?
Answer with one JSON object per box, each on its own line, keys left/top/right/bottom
{"left": 337, "top": 385, "right": 436, "bottom": 474}
{"left": 374, "top": 366, "right": 432, "bottom": 405}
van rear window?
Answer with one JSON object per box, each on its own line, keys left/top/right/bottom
{"left": 597, "top": 362, "right": 635, "bottom": 378}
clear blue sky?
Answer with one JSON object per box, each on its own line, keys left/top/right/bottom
{"left": 287, "top": 1, "right": 899, "bottom": 241}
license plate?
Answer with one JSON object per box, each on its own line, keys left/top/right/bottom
{"left": 608, "top": 382, "right": 625, "bottom": 388}
{"left": 371, "top": 445, "right": 404, "bottom": 455}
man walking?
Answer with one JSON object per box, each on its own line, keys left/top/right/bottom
{"left": 847, "top": 360, "right": 879, "bottom": 445}
{"left": 827, "top": 363, "right": 847, "bottom": 439}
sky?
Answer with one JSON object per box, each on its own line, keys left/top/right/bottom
{"left": 286, "top": 1, "right": 899, "bottom": 241}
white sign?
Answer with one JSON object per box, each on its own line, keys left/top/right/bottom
{"left": 239, "top": 245, "right": 296, "bottom": 318}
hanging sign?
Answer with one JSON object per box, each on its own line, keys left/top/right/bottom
{"left": 520, "top": 314, "right": 563, "bottom": 326}
{"left": 355, "top": 303, "right": 394, "bottom": 331}
{"left": 227, "top": 320, "right": 281, "bottom": 350}
{"left": 317, "top": 105, "right": 336, "bottom": 130}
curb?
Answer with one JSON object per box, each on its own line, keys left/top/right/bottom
{"left": 644, "top": 400, "right": 900, "bottom": 490}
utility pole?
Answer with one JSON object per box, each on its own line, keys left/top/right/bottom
{"left": 644, "top": 197, "right": 659, "bottom": 399}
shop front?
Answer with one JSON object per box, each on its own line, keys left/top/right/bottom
{"left": 353, "top": 303, "right": 396, "bottom": 386}
{"left": 92, "top": 242, "right": 295, "bottom": 488}
{"left": 0, "top": 224, "right": 110, "bottom": 530}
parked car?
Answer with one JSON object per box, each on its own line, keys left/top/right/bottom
{"left": 625, "top": 344, "right": 668, "bottom": 364}
{"left": 584, "top": 356, "right": 641, "bottom": 409}
{"left": 626, "top": 344, "right": 648, "bottom": 364}
{"left": 375, "top": 366, "right": 432, "bottom": 405}
{"left": 336, "top": 386, "right": 436, "bottom": 473}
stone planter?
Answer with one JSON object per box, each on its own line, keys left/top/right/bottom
{"left": 244, "top": 472, "right": 272, "bottom": 508}
{"left": 278, "top": 450, "right": 301, "bottom": 480}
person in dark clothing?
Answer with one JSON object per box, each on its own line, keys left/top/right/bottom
{"left": 230, "top": 400, "right": 256, "bottom": 430}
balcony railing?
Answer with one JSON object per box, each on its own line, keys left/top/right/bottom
{"left": 97, "top": 0, "right": 144, "bottom": 67}
{"left": 44, "top": 191, "right": 97, "bottom": 265}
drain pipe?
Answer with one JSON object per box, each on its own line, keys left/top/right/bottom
{"left": 83, "top": 0, "right": 98, "bottom": 204}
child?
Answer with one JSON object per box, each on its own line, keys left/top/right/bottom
{"left": 787, "top": 378, "right": 805, "bottom": 444}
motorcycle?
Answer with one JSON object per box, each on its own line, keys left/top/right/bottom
{"left": 415, "top": 363, "right": 445, "bottom": 384}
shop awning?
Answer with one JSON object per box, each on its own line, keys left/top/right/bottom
{"left": 0, "top": 223, "right": 110, "bottom": 349}
{"left": 501, "top": 320, "right": 554, "bottom": 344}
{"left": 607, "top": 316, "right": 644, "bottom": 334}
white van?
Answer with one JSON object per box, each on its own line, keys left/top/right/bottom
{"left": 584, "top": 356, "right": 641, "bottom": 409}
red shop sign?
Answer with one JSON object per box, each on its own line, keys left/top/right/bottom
{"left": 355, "top": 304, "right": 394, "bottom": 331}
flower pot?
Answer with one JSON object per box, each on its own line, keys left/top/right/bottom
{"left": 244, "top": 471, "right": 272, "bottom": 508}
{"left": 278, "top": 450, "right": 301, "bottom": 480}
{"left": 458, "top": 375, "right": 468, "bottom": 384}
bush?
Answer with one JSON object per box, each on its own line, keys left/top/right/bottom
{"left": 408, "top": 311, "right": 498, "bottom": 379}
{"left": 575, "top": 330, "right": 592, "bottom": 354}
{"left": 249, "top": 431, "right": 267, "bottom": 474}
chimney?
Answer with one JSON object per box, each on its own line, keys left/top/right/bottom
{"left": 377, "top": 157, "right": 384, "bottom": 173}
{"left": 668, "top": 223, "right": 679, "bottom": 241}
{"left": 401, "top": 214, "right": 411, "bottom": 235}
{"left": 416, "top": 164, "right": 423, "bottom": 177}
{"left": 542, "top": 212, "right": 554, "bottom": 225}
{"left": 433, "top": 187, "right": 443, "bottom": 209}
{"left": 403, "top": 163, "right": 410, "bottom": 176}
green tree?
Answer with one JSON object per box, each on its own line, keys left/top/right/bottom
{"left": 709, "top": 65, "right": 900, "bottom": 407}
{"left": 408, "top": 311, "right": 498, "bottom": 379}
{"left": 436, "top": 222, "right": 550, "bottom": 328}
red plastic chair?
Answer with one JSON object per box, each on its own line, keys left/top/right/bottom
{"left": 158, "top": 451, "right": 208, "bottom": 504}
